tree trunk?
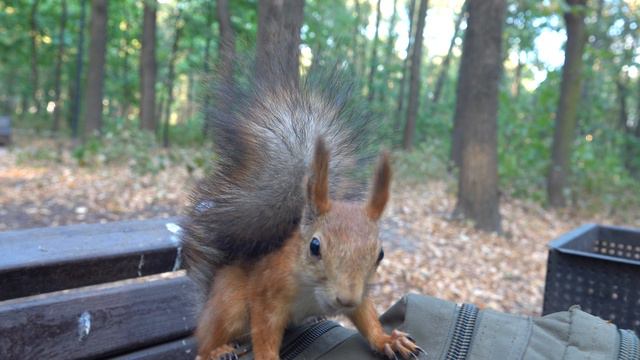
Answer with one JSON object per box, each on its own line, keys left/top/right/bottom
{"left": 140, "top": 0, "right": 157, "bottom": 132}
{"left": 401, "top": 0, "right": 428, "bottom": 151}
{"left": 512, "top": 51, "right": 522, "bottom": 99}
{"left": 378, "top": 0, "right": 398, "bottom": 104}
{"left": 217, "top": 0, "right": 236, "bottom": 84}
{"left": 351, "top": 0, "right": 362, "bottom": 75}
{"left": 29, "top": 0, "right": 41, "bottom": 115}
{"left": 366, "top": 0, "right": 383, "bottom": 102}
{"left": 162, "top": 13, "right": 183, "bottom": 148}
{"left": 432, "top": 1, "right": 466, "bottom": 105}
{"left": 616, "top": 76, "right": 629, "bottom": 131}
{"left": 203, "top": 0, "right": 236, "bottom": 135}
{"left": 120, "top": 34, "right": 132, "bottom": 119}
{"left": 581, "top": 0, "right": 604, "bottom": 125}
{"left": 52, "top": 0, "right": 68, "bottom": 133}
{"left": 3, "top": 74, "right": 16, "bottom": 114}
{"left": 355, "top": 0, "right": 369, "bottom": 77}
{"left": 452, "top": 0, "right": 505, "bottom": 232}
{"left": 70, "top": 0, "right": 88, "bottom": 139}
{"left": 256, "top": 0, "right": 304, "bottom": 84}
{"left": 201, "top": 0, "right": 214, "bottom": 134}
{"left": 547, "top": 0, "right": 588, "bottom": 208}
{"left": 395, "top": 0, "right": 416, "bottom": 129}
{"left": 83, "top": 0, "right": 108, "bottom": 138}
{"left": 637, "top": 79, "right": 640, "bottom": 138}
{"left": 202, "top": 0, "right": 214, "bottom": 76}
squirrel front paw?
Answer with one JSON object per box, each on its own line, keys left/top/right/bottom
{"left": 197, "top": 343, "right": 240, "bottom": 360}
{"left": 376, "top": 330, "right": 425, "bottom": 360}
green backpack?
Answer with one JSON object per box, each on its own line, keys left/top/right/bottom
{"left": 238, "top": 293, "right": 639, "bottom": 359}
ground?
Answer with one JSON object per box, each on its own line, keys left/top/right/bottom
{"left": 1, "top": 135, "right": 638, "bottom": 316}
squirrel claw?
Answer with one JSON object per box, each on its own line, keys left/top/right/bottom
{"left": 217, "top": 353, "right": 238, "bottom": 360}
{"left": 207, "top": 344, "right": 239, "bottom": 360}
{"left": 379, "top": 330, "right": 425, "bottom": 360}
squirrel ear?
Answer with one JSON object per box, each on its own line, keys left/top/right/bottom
{"left": 306, "top": 137, "right": 331, "bottom": 216}
{"left": 366, "top": 151, "right": 391, "bottom": 221}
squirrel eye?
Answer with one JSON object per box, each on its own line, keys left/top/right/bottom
{"left": 377, "top": 248, "right": 384, "bottom": 264}
{"left": 310, "top": 237, "right": 321, "bottom": 258}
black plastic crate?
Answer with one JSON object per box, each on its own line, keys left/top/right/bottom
{"left": 543, "top": 224, "right": 640, "bottom": 334}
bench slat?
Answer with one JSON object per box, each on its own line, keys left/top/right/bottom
{"left": 110, "top": 337, "right": 197, "bottom": 360}
{"left": 0, "top": 218, "right": 183, "bottom": 300}
{"left": 0, "top": 273, "right": 198, "bottom": 360}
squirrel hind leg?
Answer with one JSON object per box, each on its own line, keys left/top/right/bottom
{"left": 196, "top": 266, "right": 250, "bottom": 359}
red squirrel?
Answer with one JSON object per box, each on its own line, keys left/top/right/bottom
{"left": 182, "top": 70, "right": 422, "bottom": 360}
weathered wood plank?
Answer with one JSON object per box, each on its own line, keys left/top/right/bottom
{"left": 0, "top": 218, "right": 184, "bottom": 300}
{"left": 0, "top": 272, "right": 199, "bottom": 360}
{"left": 110, "top": 337, "right": 197, "bottom": 360}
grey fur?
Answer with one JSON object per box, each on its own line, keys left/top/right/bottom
{"left": 181, "top": 67, "right": 372, "bottom": 296}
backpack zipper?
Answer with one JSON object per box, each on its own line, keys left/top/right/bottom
{"left": 618, "top": 329, "right": 639, "bottom": 360}
{"left": 445, "top": 303, "right": 479, "bottom": 360}
{"left": 280, "top": 320, "right": 340, "bottom": 360}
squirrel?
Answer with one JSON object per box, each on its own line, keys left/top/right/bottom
{"left": 181, "top": 68, "right": 423, "bottom": 360}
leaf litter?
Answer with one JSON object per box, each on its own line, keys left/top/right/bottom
{"left": 1, "top": 139, "right": 638, "bottom": 317}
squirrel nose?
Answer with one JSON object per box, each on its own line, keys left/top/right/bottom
{"left": 336, "top": 296, "right": 357, "bottom": 308}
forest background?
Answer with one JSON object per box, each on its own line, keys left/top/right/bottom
{"left": 0, "top": 0, "right": 639, "bottom": 313}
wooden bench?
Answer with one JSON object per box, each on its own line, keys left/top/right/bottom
{"left": 0, "top": 218, "right": 200, "bottom": 359}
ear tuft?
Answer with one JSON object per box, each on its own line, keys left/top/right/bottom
{"left": 366, "top": 151, "right": 391, "bottom": 221}
{"left": 306, "top": 137, "right": 331, "bottom": 216}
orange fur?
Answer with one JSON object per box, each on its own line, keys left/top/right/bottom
{"left": 307, "top": 138, "right": 331, "bottom": 215}
{"left": 349, "top": 298, "right": 420, "bottom": 358}
{"left": 194, "top": 149, "right": 420, "bottom": 360}
{"left": 196, "top": 233, "right": 301, "bottom": 360}
{"left": 366, "top": 151, "right": 391, "bottom": 221}
{"left": 349, "top": 297, "right": 388, "bottom": 349}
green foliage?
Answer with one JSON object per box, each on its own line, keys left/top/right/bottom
{"left": 1, "top": 0, "right": 639, "bottom": 215}
{"left": 15, "top": 145, "right": 59, "bottom": 164}
{"left": 70, "top": 117, "right": 208, "bottom": 175}
{"left": 393, "top": 138, "right": 452, "bottom": 184}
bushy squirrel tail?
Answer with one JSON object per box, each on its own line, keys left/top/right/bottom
{"left": 181, "top": 65, "right": 372, "bottom": 294}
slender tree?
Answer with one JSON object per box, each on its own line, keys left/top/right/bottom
{"left": 29, "top": 0, "right": 41, "bottom": 115}
{"left": 367, "top": 0, "right": 383, "bottom": 102}
{"left": 217, "top": 0, "right": 236, "bottom": 83}
{"left": 547, "top": 0, "right": 588, "bottom": 207}
{"left": 351, "top": 0, "right": 362, "bottom": 75}
{"left": 635, "top": 80, "right": 640, "bottom": 162}
{"left": 452, "top": 0, "right": 506, "bottom": 232}
{"left": 83, "top": 0, "right": 108, "bottom": 138}
{"left": 119, "top": 20, "right": 133, "bottom": 119}
{"left": 354, "top": 0, "right": 369, "bottom": 77}
{"left": 201, "top": 0, "right": 236, "bottom": 135}
{"left": 256, "top": 0, "right": 304, "bottom": 84}
{"left": 202, "top": 0, "right": 214, "bottom": 77}
{"left": 52, "top": 0, "right": 68, "bottom": 133}
{"left": 432, "top": 1, "right": 466, "bottom": 105}
{"left": 201, "top": 0, "right": 215, "bottom": 134}
{"left": 378, "top": 0, "right": 399, "bottom": 104}
{"left": 637, "top": 80, "right": 640, "bottom": 139}
{"left": 581, "top": 0, "right": 605, "bottom": 125}
{"left": 401, "top": 0, "right": 428, "bottom": 150}
{"left": 162, "top": 12, "right": 183, "bottom": 148}
{"left": 395, "top": 0, "right": 416, "bottom": 127}
{"left": 617, "top": 76, "right": 629, "bottom": 131}
{"left": 140, "top": 0, "right": 157, "bottom": 132}
{"left": 70, "top": 0, "right": 88, "bottom": 139}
